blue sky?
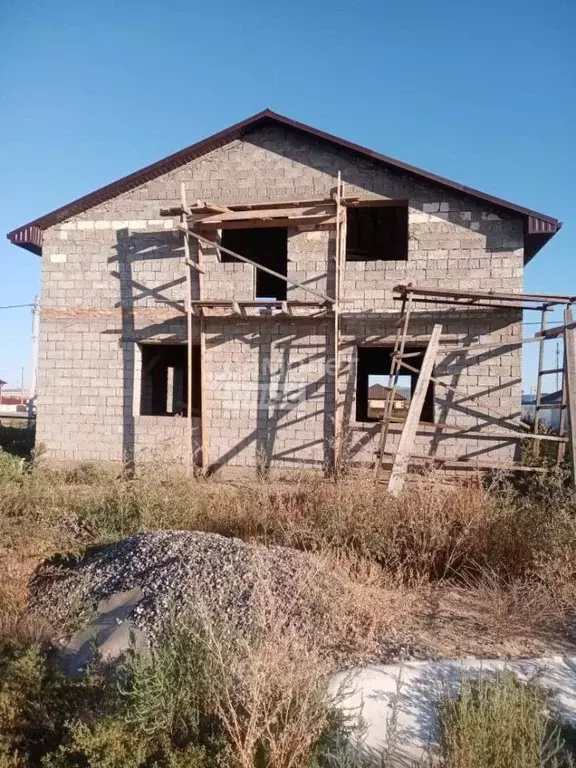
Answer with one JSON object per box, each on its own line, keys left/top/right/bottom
{"left": 1, "top": 0, "right": 574, "bottom": 390}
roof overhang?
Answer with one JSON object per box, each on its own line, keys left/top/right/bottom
{"left": 7, "top": 109, "right": 562, "bottom": 260}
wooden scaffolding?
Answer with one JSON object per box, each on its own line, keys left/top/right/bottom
{"left": 377, "top": 284, "right": 576, "bottom": 495}
{"left": 164, "top": 185, "right": 575, "bottom": 489}
{"left": 166, "top": 177, "right": 348, "bottom": 474}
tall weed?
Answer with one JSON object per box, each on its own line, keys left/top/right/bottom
{"left": 438, "top": 672, "right": 576, "bottom": 768}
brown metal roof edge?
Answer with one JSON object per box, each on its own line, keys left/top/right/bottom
{"left": 7, "top": 108, "right": 561, "bottom": 255}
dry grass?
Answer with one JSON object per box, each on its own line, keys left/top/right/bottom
{"left": 2, "top": 456, "right": 576, "bottom": 764}
{"left": 450, "top": 565, "right": 574, "bottom": 640}
{"left": 0, "top": 569, "right": 356, "bottom": 767}
{"left": 188, "top": 588, "right": 338, "bottom": 768}
{"left": 2, "top": 460, "right": 576, "bottom": 661}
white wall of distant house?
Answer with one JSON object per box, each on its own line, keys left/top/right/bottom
{"left": 522, "top": 404, "right": 562, "bottom": 431}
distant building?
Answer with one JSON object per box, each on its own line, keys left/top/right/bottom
{"left": 367, "top": 383, "right": 410, "bottom": 420}
{"left": 521, "top": 391, "right": 562, "bottom": 432}
{"left": 0, "top": 389, "right": 32, "bottom": 416}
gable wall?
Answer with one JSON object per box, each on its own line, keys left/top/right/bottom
{"left": 37, "top": 124, "right": 523, "bottom": 469}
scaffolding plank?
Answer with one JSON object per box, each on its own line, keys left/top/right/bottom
{"left": 162, "top": 196, "right": 340, "bottom": 217}
{"left": 195, "top": 214, "right": 337, "bottom": 230}
{"left": 394, "top": 284, "right": 576, "bottom": 306}
{"left": 387, "top": 324, "right": 442, "bottom": 497}
{"left": 194, "top": 203, "right": 334, "bottom": 224}
{"left": 396, "top": 295, "right": 540, "bottom": 311}
{"left": 189, "top": 299, "right": 328, "bottom": 308}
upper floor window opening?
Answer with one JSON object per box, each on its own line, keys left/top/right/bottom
{"left": 346, "top": 202, "right": 408, "bottom": 261}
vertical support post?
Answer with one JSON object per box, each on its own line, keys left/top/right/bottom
{"left": 181, "top": 182, "right": 194, "bottom": 475}
{"left": 557, "top": 336, "right": 568, "bottom": 466}
{"left": 375, "top": 293, "right": 413, "bottom": 477}
{"left": 333, "top": 172, "right": 342, "bottom": 474}
{"left": 563, "top": 307, "right": 576, "bottom": 487}
{"left": 533, "top": 305, "right": 548, "bottom": 457}
{"left": 197, "top": 239, "right": 208, "bottom": 473}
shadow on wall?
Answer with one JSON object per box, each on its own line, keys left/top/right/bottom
{"left": 205, "top": 320, "right": 336, "bottom": 475}
{"left": 108, "top": 228, "right": 336, "bottom": 474}
{"left": 108, "top": 228, "right": 192, "bottom": 470}
{"left": 339, "top": 308, "right": 523, "bottom": 467}
{"left": 329, "top": 657, "right": 576, "bottom": 762}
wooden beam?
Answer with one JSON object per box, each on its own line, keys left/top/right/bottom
{"left": 194, "top": 203, "right": 334, "bottom": 224}
{"left": 539, "top": 368, "right": 564, "bottom": 375}
{"left": 162, "top": 196, "right": 342, "bottom": 218}
{"left": 394, "top": 284, "right": 576, "bottom": 306}
{"left": 564, "top": 307, "right": 576, "bottom": 488}
{"left": 395, "top": 295, "right": 541, "bottom": 311}
{"left": 195, "top": 215, "right": 337, "bottom": 231}
{"left": 194, "top": 200, "right": 231, "bottom": 214}
{"left": 387, "top": 324, "right": 442, "bottom": 497}
{"left": 343, "top": 198, "right": 409, "bottom": 208}
{"left": 333, "top": 171, "right": 343, "bottom": 474}
{"left": 380, "top": 453, "right": 548, "bottom": 473}
{"left": 536, "top": 320, "right": 576, "bottom": 339}
{"left": 375, "top": 294, "right": 413, "bottom": 477}
{"left": 180, "top": 182, "right": 194, "bottom": 476}
{"left": 196, "top": 236, "right": 207, "bottom": 475}
{"left": 229, "top": 197, "right": 336, "bottom": 211}
{"left": 189, "top": 299, "right": 328, "bottom": 308}
{"left": 535, "top": 403, "right": 565, "bottom": 411}
{"left": 184, "top": 258, "right": 205, "bottom": 274}
{"left": 558, "top": 346, "right": 569, "bottom": 466}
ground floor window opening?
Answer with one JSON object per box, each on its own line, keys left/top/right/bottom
{"left": 355, "top": 345, "right": 434, "bottom": 423}
{"left": 139, "top": 343, "right": 201, "bottom": 417}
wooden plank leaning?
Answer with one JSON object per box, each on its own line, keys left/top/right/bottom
{"left": 387, "top": 324, "right": 442, "bottom": 497}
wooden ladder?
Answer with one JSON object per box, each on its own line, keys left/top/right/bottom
{"left": 387, "top": 324, "right": 442, "bottom": 497}
{"left": 534, "top": 303, "right": 570, "bottom": 467}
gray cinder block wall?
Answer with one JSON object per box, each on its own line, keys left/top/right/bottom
{"left": 37, "top": 123, "right": 523, "bottom": 470}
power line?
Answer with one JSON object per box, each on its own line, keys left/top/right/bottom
{"left": 0, "top": 303, "right": 34, "bottom": 310}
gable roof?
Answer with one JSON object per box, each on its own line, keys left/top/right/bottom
{"left": 7, "top": 109, "right": 561, "bottom": 258}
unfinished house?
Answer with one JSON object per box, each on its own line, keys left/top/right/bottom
{"left": 7, "top": 110, "right": 565, "bottom": 478}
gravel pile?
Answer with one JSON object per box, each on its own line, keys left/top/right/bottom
{"left": 31, "top": 530, "right": 433, "bottom": 665}
{"left": 30, "top": 531, "right": 318, "bottom": 641}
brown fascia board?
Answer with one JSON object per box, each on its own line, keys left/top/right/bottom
{"left": 7, "top": 108, "right": 562, "bottom": 259}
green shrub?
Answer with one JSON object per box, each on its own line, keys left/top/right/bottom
{"left": 437, "top": 672, "right": 576, "bottom": 768}
{"left": 0, "top": 453, "right": 25, "bottom": 484}
{"left": 0, "top": 602, "right": 349, "bottom": 768}
{"left": 75, "top": 482, "right": 143, "bottom": 541}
